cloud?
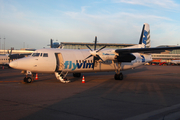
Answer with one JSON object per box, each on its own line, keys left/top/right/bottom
{"left": 81, "top": 6, "right": 90, "bottom": 13}
{"left": 61, "top": 6, "right": 180, "bottom": 47}
{"left": 64, "top": 10, "right": 173, "bottom": 23}
{"left": 113, "top": 0, "right": 179, "bottom": 9}
{"left": 1, "top": 0, "right": 180, "bottom": 49}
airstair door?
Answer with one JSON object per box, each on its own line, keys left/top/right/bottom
{"left": 55, "top": 53, "right": 64, "bottom": 71}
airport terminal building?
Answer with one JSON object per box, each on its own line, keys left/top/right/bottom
{"left": 60, "top": 42, "right": 135, "bottom": 49}
{"left": 151, "top": 45, "right": 180, "bottom": 64}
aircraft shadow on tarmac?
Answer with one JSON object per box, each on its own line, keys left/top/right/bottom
{"left": 74, "top": 66, "right": 148, "bottom": 81}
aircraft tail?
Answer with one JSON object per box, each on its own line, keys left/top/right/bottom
{"left": 139, "top": 23, "right": 150, "bottom": 48}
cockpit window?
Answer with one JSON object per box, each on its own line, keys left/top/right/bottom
{"left": 32, "top": 53, "right": 48, "bottom": 57}
{"left": 32, "top": 53, "right": 40, "bottom": 57}
{"left": 43, "top": 53, "right": 48, "bottom": 57}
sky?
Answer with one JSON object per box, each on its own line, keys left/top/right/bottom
{"left": 0, "top": 0, "right": 180, "bottom": 49}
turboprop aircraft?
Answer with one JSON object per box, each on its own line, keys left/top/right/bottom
{"left": 0, "top": 49, "right": 32, "bottom": 67}
{"left": 9, "top": 23, "right": 180, "bottom": 83}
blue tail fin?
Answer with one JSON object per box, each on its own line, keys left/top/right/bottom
{"left": 139, "top": 23, "right": 150, "bottom": 48}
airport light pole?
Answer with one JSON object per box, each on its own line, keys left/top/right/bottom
{"left": 0, "top": 38, "right": 1, "bottom": 53}
{"left": 4, "top": 37, "right": 5, "bottom": 54}
{"left": 0, "top": 38, "right": 1, "bottom": 50}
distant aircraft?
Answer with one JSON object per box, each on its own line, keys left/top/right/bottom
{"left": 171, "top": 60, "right": 180, "bottom": 65}
{"left": 48, "top": 39, "right": 62, "bottom": 48}
{"left": 0, "top": 54, "right": 10, "bottom": 66}
{"left": 9, "top": 23, "right": 180, "bottom": 83}
{"left": 0, "top": 49, "right": 33, "bottom": 67}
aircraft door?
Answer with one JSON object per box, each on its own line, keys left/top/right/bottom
{"left": 55, "top": 53, "right": 64, "bottom": 71}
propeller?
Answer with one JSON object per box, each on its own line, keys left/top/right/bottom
{"left": 85, "top": 36, "right": 106, "bottom": 69}
{"left": 8, "top": 48, "right": 13, "bottom": 63}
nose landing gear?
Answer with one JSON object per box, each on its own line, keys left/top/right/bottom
{"left": 24, "top": 76, "right": 33, "bottom": 83}
{"left": 22, "top": 71, "right": 35, "bottom": 83}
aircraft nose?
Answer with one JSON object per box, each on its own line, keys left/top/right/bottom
{"left": 9, "top": 61, "right": 18, "bottom": 68}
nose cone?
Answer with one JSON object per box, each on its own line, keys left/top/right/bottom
{"left": 9, "top": 61, "right": 18, "bottom": 68}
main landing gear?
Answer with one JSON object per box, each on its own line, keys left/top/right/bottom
{"left": 73, "top": 73, "right": 81, "bottom": 77}
{"left": 114, "top": 62, "right": 124, "bottom": 80}
{"left": 114, "top": 73, "right": 123, "bottom": 80}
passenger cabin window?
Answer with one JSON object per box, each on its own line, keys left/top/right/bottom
{"left": 32, "top": 53, "right": 40, "bottom": 57}
{"left": 43, "top": 53, "right": 48, "bottom": 57}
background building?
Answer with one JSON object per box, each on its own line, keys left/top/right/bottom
{"left": 60, "top": 42, "right": 135, "bottom": 49}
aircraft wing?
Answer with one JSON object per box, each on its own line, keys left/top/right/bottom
{"left": 115, "top": 46, "right": 180, "bottom": 54}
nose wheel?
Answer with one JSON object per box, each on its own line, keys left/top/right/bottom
{"left": 23, "top": 72, "right": 35, "bottom": 83}
{"left": 24, "top": 77, "right": 32, "bottom": 83}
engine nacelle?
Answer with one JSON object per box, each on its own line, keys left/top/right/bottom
{"left": 98, "top": 50, "right": 136, "bottom": 62}
{"left": 116, "top": 53, "right": 136, "bottom": 62}
{"left": 100, "top": 50, "right": 118, "bottom": 61}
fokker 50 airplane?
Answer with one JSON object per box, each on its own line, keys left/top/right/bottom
{"left": 9, "top": 23, "right": 180, "bottom": 83}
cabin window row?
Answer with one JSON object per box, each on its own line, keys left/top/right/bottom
{"left": 0, "top": 59, "right": 8, "bottom": 61}
{"left": 32, "top": 53, "right": 48, "bottom": 57}
{"left": 76, "top": 60, "right": 93, "bottom": 63}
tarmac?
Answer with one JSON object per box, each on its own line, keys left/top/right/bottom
{"left": 1, "top": 65, "right": 180, "bottom": 120}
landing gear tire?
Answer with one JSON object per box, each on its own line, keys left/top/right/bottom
{"left": 73, "top": 73, "right": 81, "bottom": 77}
{"left": 24, "top": 77, "right": 32, "bottom": 83}
{"left": 114, "top": 73, "right": 123, "bottom": 80}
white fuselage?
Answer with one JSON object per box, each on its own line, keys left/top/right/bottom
{"left": 9, "top": 48, "right": 152, "bottom": 73}
{"left": 171, "top": 60, "right": 180, "bottom": 64}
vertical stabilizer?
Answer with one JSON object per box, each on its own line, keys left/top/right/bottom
{"left": 139, "top": 23, "right": 150, "bottom": 48}
{"left": 50, "top": 39, "right": 53, "bottom": 48}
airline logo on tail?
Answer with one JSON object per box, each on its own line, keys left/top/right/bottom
{"left": 143, "top": 23, "right": 150, "bottom": 48}
{"left": 139, "top": 23, "right": 150, "bottom": 48}
{"left": 143, "top": 30, "right": 148, "bottom": 46}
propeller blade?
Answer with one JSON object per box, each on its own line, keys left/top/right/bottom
{"left": 96, "top": 55, "right": 104, "bottom": 62}
{"left": 86, "top": 45, "right": 93, "bottom": 51}
{"left": 93, "top": 56, "right": 95, "bottom": 69}
{"left": 85, "top": 55, "right": 93, "bottom": 60}
{"left": 94, "top": 36, "right": 97, "bottom": 50}
{"left": 8, "top": 48, "right": 13, "bottom": 56}
{"left": 97, "top": 46, "right": 106, "bottom": 52}
{"left": 86, "top": 36, "right": 105, "bottom": 69}
{"left": 8, "top": 48, "right": 13, "bottom": 63}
